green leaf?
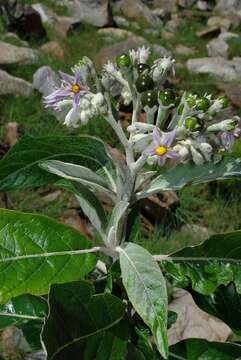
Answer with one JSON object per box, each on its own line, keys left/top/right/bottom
{"left": 42, "top": 281, "right": 127, "bottom": 360}
{"left": 118, "top": 243, "right": 168, "bottom": 359}
{"left": 0, "top": 135, "right": 110, "bottom": 191}
{"left": 40, "top": 160, "right": 114, "bottom": 195}
{"left": 169, "top": 339, "right": 241, "bottom": 360}
{"left": 0, "top": 294, "right": 47, "bottom": 351}
{"left": 137, "top": 157, "right": 241, "bottom": 199}
{"left": 57, "top": 180, "right": 108, "bottom": 237}
{"left": 192, "top": 283, "right": 241, "bottom": 333}
{"left": 229, "top": 140, "right": 241, "bottom": 159}
{"left": 161, "top": 230, "right": 241, "bottom": 295}
{"left": 0, "top": 208, "right": 96, "bottom": 304}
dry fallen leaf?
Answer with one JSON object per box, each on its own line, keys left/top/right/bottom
{"left": 168, "top": 288, "right": 231, "bottom": 346}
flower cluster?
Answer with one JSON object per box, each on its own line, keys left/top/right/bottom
{"left": 44, "top": 47, "right": 240, "bottom": 168}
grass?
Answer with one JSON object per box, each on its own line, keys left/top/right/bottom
{"left": 0, "top": 2, "right": 240, "bottom": 254}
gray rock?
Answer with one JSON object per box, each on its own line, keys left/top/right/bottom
{"left": 177, "top": 0, "right": 197, "bottom": 7}
{"left": 0, "top": 71, "right": 32, "bottom": 96}
{"left": 196, "top": 0, "right": 208, "bottom": 10}
{"left": 144, "top": 28, "right": 160, "bottom": 37}
{"left": 1, "top": 32, "right": 29, "bottom": 47}
{"left": 151, "top": 44, "right": 171, "bottom": 57}
{"left": 113, "top": 16, "right": 130, "bottom": 28}
{"left": 175, "top": 44, "right": 195, "bottom": 56}
{"left": 31, "top": 3, "right": 57, "bottom": 25}
{"left": 98, "top": 27, "right": 134, "bottom": 40}
{"left": 217, "top": 83, "right": 241, "bottom": 107}
{"left": 59, "top": 0, "right": 111, "bottom": 27}
{"left": 207, "top": 16, "right": 231, "bottom": 31}
{"left": 186, "top": 57, "right": 241, "bottom": 82}
{"left": 215, "top": 0, "right": 241, "bottom": 11}
{"left": 33, "top": 66, "right": 60, "bottom": 97}
{"left": 207, "top": 38, "right": 229, "bottom": 58}
{"left": 0, "top": 41, "right": 38, "bottom": 65}
{"left": 95, "top": 36, "right": 147, "bottom": 67}
{"left": 118, "top": 0, "right": 161, "bottom": 26}
{"left": 153, "top": 0, "right": 176, "bottom": 12}
{"left": 165, "top": 16, "right": 182, "bottom": 32}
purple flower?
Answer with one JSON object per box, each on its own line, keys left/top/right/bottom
{"left": 221, "top": 118, "right": 241, "bottom": 151}
{"left": 44, "top": 69, "right": 88, "bottom": 110}
{"left": 145, "top": 127, "right": 181, "bottom": 166}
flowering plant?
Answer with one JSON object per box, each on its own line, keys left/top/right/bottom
{"left": 0, "top": 47, "right": 241, "bottom": 359}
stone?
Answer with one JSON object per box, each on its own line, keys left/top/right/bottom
{"left": 95, "top": 36, "right": 147, "bottom": 68}
{"left": 161, "top": 30, "right": 174, "bottom": 40}
{"left": 186, "top": 57, "right": 241, "bottom": 82}
{"left": 143, "top": 28, "right": 160, "bottom": 37}
{"left": 31, "top": 3, "right": 56, "bottom": 25}
{"left": 217, "top": 83, "right": 241, "bottom": 107}
{"left": 177, "top": 0, "right": 197, "bottom": 7}
{"left": 40, "top": 41, "right": 65, "bottom": 60}
{"left": 1, "top": 32, "right": 29, "bottom": 47}
{"left": 60, "top": 0, "right": 112, "bottom": 27}
{"left": 165, "top": 16, "right": 182, "bottom": 32}
{"left": 196, "top": 0, "right": 208, "bottom": 10}
{"left": 54, "top": 16, "right": 82, "bottom": 37}
{"left": 0, "top": 70, "right": 32, "bottom": 96}
{"left": 151, "top": 8, "right": 171, "bottom": 22}
{"left": 219, "top": 31, "right": 239, "bottom": 41}
{"left": 207, "top": 38, "right": 229, "bottom": 58}
{"left": 175, "top": 44, "right": 195, "bottom": 56}
{"left": 118, "top": 0, "right": 161, "bottom": 26}
{"left": 207, "top": 16, "right": 231, "bottom": 31}
{"left": 153, "top": 0, "right": 176, "bottom": 12}
{"left": 151, "top": 44, "right": 171, "bottom": 57}
{"left": 215, "top": 0, "right": 241, "bottom": 12}
{"left": 196, "top": 25, "right": 220, "bottom": 38}
{"left": 113, "top": 16, "right": 130, "bottom": 28}
{"left": 0, "top": 41, "right": 38, "bottom": 65}
{"left": 33, "top": 66, "right": 60, "bottom": 97}
{"left": 98, "top": 28, "right": 134, "bottom": 40}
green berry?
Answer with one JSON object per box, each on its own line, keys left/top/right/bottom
{"left": 141, "top": 90, "right": 158, "bottom": 108}
{"left": 135, "top": 74, "right": 154, "bottom": 93}
{"left": 186, "top": 94, "right": 196, "bottom": 108}
{"left": 137, "top": 63, "right": 150, "bottom": 75}
{"left": 196, "top": 97, "right": 210, "bottom": 112}
{"left": 218, "top": 96, "right": 229, "bottom": 108}
{"left": 185, "top": 116, "right": 201, "bottom": 131}
{"left": 116, "top": 53, "right": 131, "bottom": 68}
{"left": 159, "top": 89, "right": 176, "bottom": 107}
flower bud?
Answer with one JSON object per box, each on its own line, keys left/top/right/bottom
{"left": 190, "top": 145, "right": 204, "bottom": 165}
{"left": 132, "top": 133, "right": 152, "bottom": 152}
{"left": 207, "top": 119, "right": 236, "bottom": 132}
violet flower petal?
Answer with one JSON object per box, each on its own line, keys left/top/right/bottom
{"left": 153, "top": 127, "right": 161, "bottom": 147}
{"left": 166, "top": 149, "right": 181, "bottom": 161}
{"left": 59, "top": 71, "right": 73, "bottom": 84}
{"left": 162, "top": 130, "right": 176, "bottom": 147}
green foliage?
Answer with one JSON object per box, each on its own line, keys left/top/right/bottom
{"left": 0, "top": 208, "right": 96, "bottom": 303}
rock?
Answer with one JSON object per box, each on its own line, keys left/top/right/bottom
{"left": 207, "top": 16, "right": 231, "bottom": 31}
{"left": 4, "top": 122, "right": 20, "bottom": 146}
{"left": 168, "top": 289, "right": 231, "bottom": 346}
{"left": 162, "top": 30, "right": 174, "bottom": 40}
{"left": 151, "top": 8, "right": 171, "bottom": 22}
{"left": 33, "top": 66, "right": 60, "bottom": 97}
{"left": 1, "top": 32, "right": 29, "bottom": 47}
{"left": 0, "top": 41, "right": 38, "bottom": 65}
{"left": 151, "top": 44, "right": 171, "bottom": 57}
{"left": 186, "top": 57, "right": 241, "bottom": 82}
{"left": 217, "top": 83, "right": 241, "bottom": 107}
{"left": 0, "top": 70, "right": 32, "bottom": 96}
{"left": 207, "top": 38, "right": 229, "bottom": 58}
{"left": 113, "top": 16, "right": 130, "bottom": 28}
{"left": 118, "top": 0, "right": 161, "bottom": 26}
{"left": 54, "top": 16, "right": 82, "bottom": 37}
{"left": 0, "top": 326, "right": 31, "bottom": 359}
{"left": 196, "top": 0, "right": 208, "bottom": 10}
{"left": 219, "top": 31, "right": 239, "bottom": 41}
{"left": 98, "top": 28, "right": 134, "bottom": 40}
{"left": 24, "top": 351, "right": 46, "bottom": 360}
{"left": 40, "top": 41, "right": 65, "bottom": 60}
{"left": 177, "top": 0, "right": 197, "bottom": 7}
{"left": 196, "top": 25, "right": 220, "bottom": 38}
{"left": 143, "top": 28, "right": 160, "bottom": 37}
{"left": 165, "top": 16, "right": 182, "bottom": 32}
{"left": 95, "top": 36, "right": 147, "bottom": 68}
{"left": 60, "top": 0, "right": 112, "bottom": 27}
{"left": 216, "top": 0, "right": 241, "bottom": 12}
{"left": 153, "top": 0, "right": 176, "bottom": 12}
{"left": 175, "top": 44, "right": 195, "bottom": 56}
{"left": 31, "top": 2, "right": 56, "bottom": 25}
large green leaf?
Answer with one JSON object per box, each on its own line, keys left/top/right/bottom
{"left": 137, "top": 157, "right": 241, "bottom": 198}
{"left": 118, "top": 243, "right": 168, "bottom": 359}
{"left": 161, "top": 231, "right": 241, "bottom": 295}
{"left": 0, "top": 209, "right": 96, "bottom": 304}
{"left": 0, "top": 135, "right": 110, "bottom": 191}
{"left": 42, "top": 281, "right": 127, "bottom": 360}
{"left": 0, "top": 294, "right": 48, "bottom": 351}
{"left": 169, "top": 339, "right": 241, "bottom": 360}
{"left": 192, "top": 283, "right": 241, "bottom": 333}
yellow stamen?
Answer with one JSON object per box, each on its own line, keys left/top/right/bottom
{"left": 155, "top": 145, "right": 167, "bottom": 156}
{"left": 71, "top": 83, "right": 81, "bottom": 94}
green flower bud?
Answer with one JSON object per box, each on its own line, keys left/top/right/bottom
{"left": 159, "top": 89, "right": 176, "bottom": 107}
{"left": 141, "top": 90, "right": 158, "bottom": 108}
{"left": 135, "top": 74, "right": 155, "bottom": 93}
{"left": 218, "top": 96, "right": 229, "bottom": 109}
{"left": 185, "top": 116, "right": 201, "bottom": 131}
{"left": 116, "top": 53, "right": 131, "bottom": 68}
{"left": 137, "top": 63, "right": 150, "bottom": 75}
{"left": 186, "top": 93, "right": 196, "bottom": 108}
{"left": 196, "top": 97, "right": 210, "bottom": 112}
